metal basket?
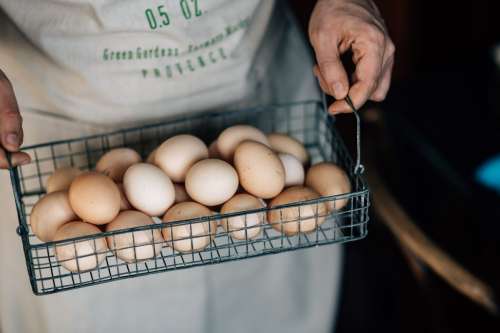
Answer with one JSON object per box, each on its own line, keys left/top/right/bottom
{"left": 8, "top": 100, "right": 370, "bottom": 295}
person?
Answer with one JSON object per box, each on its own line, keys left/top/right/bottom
{"left": 0, "top": 0, "right": 394, "bottom": 332}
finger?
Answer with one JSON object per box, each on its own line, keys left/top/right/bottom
{"left": 370, "top": 56, "right": 394, "bottom": 102}
{"left": 370, "top": 40, "right": 395, "bottom": 101}
{"left": 313, "top": 65, "right": 330, "bottom": 94}
{"left": 0, "top": 79, "right": 23, "bottom": 152}
{"left": 310, "top": 32, "right": 349, "bottom": 99}
{"left": 0, "top": 148, "right": 31, "bottom": 169}
{"left": 329, "top": 37, "right": 384, "bottom": 114}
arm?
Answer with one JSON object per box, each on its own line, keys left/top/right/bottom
{"left": 0, "top": 69, "right": 30, "bottom": 169}
{"left": 308, "top": 0, "right": 395, "bottom": 114}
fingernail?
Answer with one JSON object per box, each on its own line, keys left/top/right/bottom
{"left": 328, "top": 106, "right": 339, "bottom": 115}
{"left": 6, "top": 133, "right": 19, "bottom": 146}
{"left": 20, "top": 157, "right": 30, "bottom": 165}
{"left": 332, "top": 83, "right": 345, "bottom": 98}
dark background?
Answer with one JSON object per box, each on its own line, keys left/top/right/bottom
{"left": 290, "top": 1, "right": 499, "bottom": 332}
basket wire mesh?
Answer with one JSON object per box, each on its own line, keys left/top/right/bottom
{"left": 8, "top": 100, "right": 370, "bottom": 295}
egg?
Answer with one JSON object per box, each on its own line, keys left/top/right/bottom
{"left": 267, "top": 186, "right": 327, "bottom": 236}
{"left": 30, "top": 191, "right": 77, "bottom": 242}
{"left": 217, "top": 125, "right": 270, "bottom": 161}
{"left": 267, "top": 133, "right": 309, "bottom": 165}
{"left": 305, "top": 162, "right": 351, "bottom": 211}
{"left": 174, "top": 183, "right": 190, "bottom": 204}
{"left": 95, "top": 148, "right": 142, "bottom": 182}
{"left": 278, "top": 153, "right": 305, "bottom": 187}
{"left": 123, "top": 163, "right": 175, "bottom": 217}
{"left": 116, "top": 183, "right": 132, "bottom": 211}
{"left": 155, "top": 135, "right": 208, "bottom": 182}
{"left": 234, "top": 141, "right": 285, "bottom": 199}
{"left": 105, "top": 210, "right": 164, "bottom": 263}
{"left": 46, "top": 167, "right": 82, "bottom": 193}
{"left": 185, "top": 159, "right": 239, "bottom": 206}
{"left": 54, "top": 221, "right": 108, "bottom": 272}
{"left": 221, "top": 194, "right": 265, "bottom": 240}
{"left": 208, "top": 140, "right": 221, "bottom": 159}
{"left": 69, "top": 172, "right": 121, "bottom": 225}
{"left": 146, "top": 148, "right": 157, "bottom": 164}
{"left": 162, "top": 202, "right": 217, "bottom": 253}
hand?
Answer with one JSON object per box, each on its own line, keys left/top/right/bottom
{"left": 309, "top": 0, "right": 395, "bottom": 114}
{"left": 0, "top": 69, "right": 30, "bottom": 169}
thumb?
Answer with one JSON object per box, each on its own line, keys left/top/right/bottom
{"left": 0, "top": 71, "right": 23, "bottom": 152}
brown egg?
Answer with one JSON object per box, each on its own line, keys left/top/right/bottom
{"left": 54, "top": 221, "right": 108, "bottom": 272}
{"left": 267, "top": 133, "right": 309, "bottom": 165}
{"left": 217, "top": 125, "right": 270, "bottom": 161}
{"left": 234, "top": 141, "right": 285, "bottom": 199}
{"left": 69, "top": 172, "right": 121, "bottom": 225}
{"left": 162, "top": 202, "right": 217, "bottom": 253}
{"left": 174, "top": 183, "right": 190, "bottom": 204}
{"left": 116, "top": 183, "right": 132, "bottom": 211}
{"left": 123, "top": 163, "right": 175, "bottom": 217}
{"left": 208, "top": 140, "right": 222, "bottom": 159}
{"left": 96, "top": 148, "right": 142, "bottom": 182}
{"left": 30, "top": 191, "right": 77, "bottom": 242}
{"left": 221, "top": 194, "right": 265, "bottom": 240}
{"left": 305, "top": 162, "right": 351, "bottom": 211}
{"left": 105, "top": 211, "right": 163, "bottom": 263}
{"left": 267, "top": 186, "right": 327, "bottom": 236}
{"left": 46, "top": 167, "right": 82, "bottom": 193}
{"left": 146, "top": 148, "right": 157, "bottom": 165}
{"left": 155, "top": 135, "right": 208, "bottom": 182}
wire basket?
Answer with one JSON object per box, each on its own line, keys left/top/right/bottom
{"left": 8, "top": 100, "right": 370, "bottom": 295}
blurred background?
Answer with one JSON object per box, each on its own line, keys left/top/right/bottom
{"left": 290, "top": 1, "right": 499, "bottom": 332}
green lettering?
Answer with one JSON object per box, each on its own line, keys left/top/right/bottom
{"left": 197, "top": 56, "right": 206, "bottom": 68}
{"left": 166, "top": 65, "right": 173, "bottom": 78}
{"left": 175, "top": 63, "right": 183, "bottom": 75}
{"left": 209, "top": 51, "right": 217, "bottom": 63}
{"left": 145, "top": 9, "right": 157, "bottom": 30}
{"left": 218, "top": 47, "right": 227, "bottom": 60}
{"left": 142, "top": 69, "right": 148, "bottom": 78}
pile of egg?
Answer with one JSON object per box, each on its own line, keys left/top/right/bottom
{"left": 30, "top": 125, "right": 351, "bottom": 272}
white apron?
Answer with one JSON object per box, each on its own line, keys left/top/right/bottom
{"left": 0, "top": 2, "right": 343, "bottom": 333}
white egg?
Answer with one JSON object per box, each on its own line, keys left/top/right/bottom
{"left": 278, "top": 153, "right": 305, "bottom": 187}
{"left": 185, "top": 159, "right": 239, "bottom": 207}
{"left": 123, "top": 163, "right": 175, "bottom": 216}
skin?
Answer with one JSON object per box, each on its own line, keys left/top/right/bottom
{"left": 0, "top": 69, "right": 30, "bottom": 169}
{"left": 309, "top": 0, "right": 395, "bottom": 114}
{"left": 0, "top": 0, "right": 394, "bottom": 169}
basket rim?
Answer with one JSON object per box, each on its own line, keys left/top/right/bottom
{"left": 17, "top": 100, "right": 322, "bottom": 151}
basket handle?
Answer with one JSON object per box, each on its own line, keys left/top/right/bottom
{"left": 322, "top": 93, "right": 365, "bottom": 175}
